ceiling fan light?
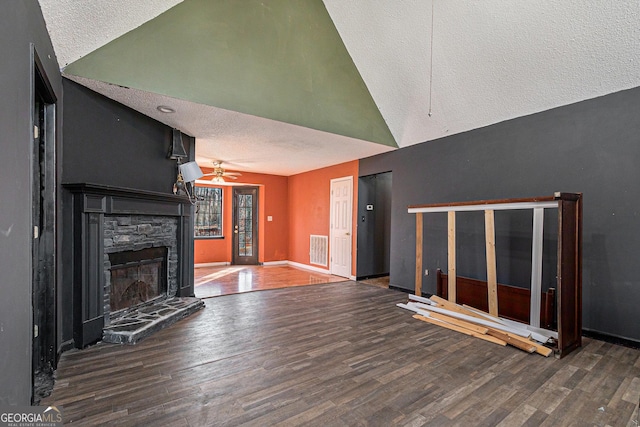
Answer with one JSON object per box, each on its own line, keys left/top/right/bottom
{"left": 212, "top": 176, "right": 225, "bottom": 183}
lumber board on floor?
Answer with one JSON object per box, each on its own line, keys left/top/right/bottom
{"left": 412, "top": 315, "right": 507, "bottom": 346}
{"left": 486, "top": 329, "right": 536, "bottom": 353}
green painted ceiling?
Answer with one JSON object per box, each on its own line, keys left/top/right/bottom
{"left": 64, "top": 0, "right": 396, "bottom": 148}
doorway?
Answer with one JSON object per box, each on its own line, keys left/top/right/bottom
{"left": 32, "top": 48, "right": 57, "bottom": 403}
{"left": 330, "top": 176, "right": 353, "bottom": 278}
{"left": 356, "top": 172, "right": 392, "bottom": 279}
{"left": 232, "top": 186, "right": 259, "bottom": 265}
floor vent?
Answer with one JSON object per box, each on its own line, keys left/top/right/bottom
{"left": 310, "top": 235, "right": 328, "bottom": 267}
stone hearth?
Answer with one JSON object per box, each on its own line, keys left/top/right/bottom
{"left": 103, "top": 297, "right": 204, "bottom": 344}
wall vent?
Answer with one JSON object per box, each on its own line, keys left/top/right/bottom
{"left": 310, "top": 235, "right": 328, "bottom": 267}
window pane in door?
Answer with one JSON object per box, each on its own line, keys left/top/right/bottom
{"left": 238, "top": 194, "right": 253, "bottom": 256}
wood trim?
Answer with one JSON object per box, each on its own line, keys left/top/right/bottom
{"left": 556, "top": 193, "right": 583, "bottom": 356}
{"left": 415, "top": 213, "right": 423, "bottom": 296}
{"left": 484, "top": 210, "right": 498, "bottom": 316}
{"left": 447, "top": 211, "right": 456, "bottom": 302}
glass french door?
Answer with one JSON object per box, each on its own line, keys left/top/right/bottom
{"left": 232, "top": 187, "right": 259, "bottom": 265}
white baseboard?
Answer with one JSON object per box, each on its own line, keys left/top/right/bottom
{"left": 288, "top": 261, "right": 354, "bottom": 279}
{"left": 287, "top": 260, "right": 332, "bottom": 275}
{"left": 194, "top": 262, "right": 230, "bottom": 268}
{"left": 262, "top": 260, "right": 288, "bottom": 266}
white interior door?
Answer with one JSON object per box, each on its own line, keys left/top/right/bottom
{"left": 330, "top": 176, "right": 353, "bottom": 278}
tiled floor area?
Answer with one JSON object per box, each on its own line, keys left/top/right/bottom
{"left": 194, "top": 264, "right": 347, "bottom": 298}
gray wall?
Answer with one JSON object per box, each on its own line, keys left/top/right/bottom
{"left": 360, "top": 86, "right": 640, "bottom": 343}
{"left": 0, "top": 1, "right": 63, "bottom": 405}
{"left": 62, "top": 80, "right": 184, "bottom": 193}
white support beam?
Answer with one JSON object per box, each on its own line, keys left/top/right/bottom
{"left": 530, "top": 208, "right": 545, "bottom": 328}
{"left": 408, "top": 200, "right": 558, "bottom": 214}
{"left": 462, "top": 304, "right": 557, "bottom": 340}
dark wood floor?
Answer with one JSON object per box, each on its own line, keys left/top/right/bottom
{"left": 43, "top": 282, "right": 639, "bottom": 426}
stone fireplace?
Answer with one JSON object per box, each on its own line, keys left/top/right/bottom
{"left": 65, "top": 184, "right": 202, "bottom": 348}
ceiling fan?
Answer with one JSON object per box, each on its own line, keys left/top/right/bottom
{"left": 201, "top": 161, "right": 242, "bottom": 183}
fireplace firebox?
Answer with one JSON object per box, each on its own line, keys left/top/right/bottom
{"left": 108, "top": 247, "right": 168, "bottom": 312}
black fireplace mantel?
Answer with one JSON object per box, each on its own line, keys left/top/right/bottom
{"left": 64, "top": 183, "right": 196, "bottom": 348}
{"left": 63, "top": 183, "right": 192, "bottom": 217}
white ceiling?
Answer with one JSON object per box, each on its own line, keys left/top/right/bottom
{"left": 40, "top": 0, "right": 183, "bottom": 67}
{"left": 66, "top": 75, "right": 395, "bottom": 175}
{"left": 39, "top": 0, "right": 640, "bottom": 175}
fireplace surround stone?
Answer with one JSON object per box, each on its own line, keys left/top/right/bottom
{"left": 104, "top": 215, "right": 178, "bottom": 320}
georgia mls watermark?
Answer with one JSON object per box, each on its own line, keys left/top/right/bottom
{"left": 0, "top": 406, "right": 63, "bottom": 427}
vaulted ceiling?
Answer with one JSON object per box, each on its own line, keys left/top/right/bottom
{"left": 39, "top": 0, "right": 640, "bottom": 175}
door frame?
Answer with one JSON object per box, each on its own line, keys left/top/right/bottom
{"left": 31, "top": 45, "right": 57, "bottom": 403}
{"left": 329, "top": 176, "right": 353, "bottom": 278}
{"left": 356, "top": 172, "right": 392, "bottom": 279}
{"left": 232, "top": 186, "right": 259, "bottom": 265}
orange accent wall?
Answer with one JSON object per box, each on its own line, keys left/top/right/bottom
{"left": 194, "top": 161, "right": 358, "bottom": 276}
{"left": 194, "top": 169, "right": 289, "bottom": 264}
{"left": 288, "top": 160, "right": 359, "bottom": 276}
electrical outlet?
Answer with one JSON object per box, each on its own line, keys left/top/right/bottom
{"left": 424, "top": 269, "right": 429, "bottom": 276}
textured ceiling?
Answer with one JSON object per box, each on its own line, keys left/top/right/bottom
{"left": 39, "top": 0, "right": 640, "bottom": 175}
{"left": 66, "top": 75, "right": 395, "bottom": 175}
{"left": 39, "top": 0, "right": 183, "bottom": 67}
{"left": 324, "top": 0, "right": 640, "bottom": 147}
